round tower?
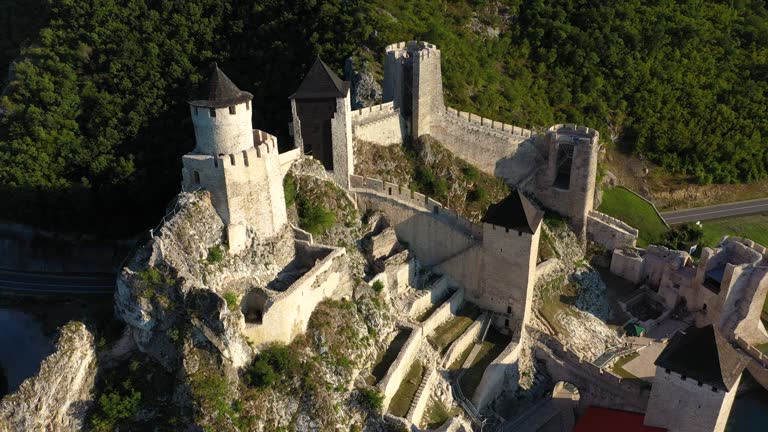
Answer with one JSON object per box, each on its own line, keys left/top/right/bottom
{"left": 189, "top": 65, "right": 254, "bottom": 155}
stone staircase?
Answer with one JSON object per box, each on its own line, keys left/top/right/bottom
{"left": 406, "top": 367, "right": 435, "bottom": 422}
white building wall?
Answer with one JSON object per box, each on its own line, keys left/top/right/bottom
{"left": 331, "top": 93, "right": 354, "bottom": 188}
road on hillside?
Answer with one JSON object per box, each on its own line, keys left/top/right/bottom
{"left": 661, "top": 198, "right": 768, "bottom": 224}
{"left": 0, "top": 269, "right": 115, "bottom": 295}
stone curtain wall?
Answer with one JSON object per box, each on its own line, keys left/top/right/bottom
{"left": 278, "top": 148, "right": 301, "bottom": 176}
{"left": 430, "top": 107, "right": 531, "bottom": 175}
{"left": 351, "top": 101, "right": 405, "bottom": 146}
{"left": 587, "top": 210, "right": 639, "bottom": 250}
{"left": 330, "top": 94, "right": 354, "bottom": 188}
{"left": 407, "top": 275, "right": 451, "bottom": 318}
{"left": 243, "top": 245, "right": 352, "bottom": 347}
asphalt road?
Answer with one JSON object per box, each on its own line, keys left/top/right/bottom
{"left": 661, "top": 198, "right": 768, "bottom": 224}
{"left": 0, "top": 269, "right": 115, "bottom": 295}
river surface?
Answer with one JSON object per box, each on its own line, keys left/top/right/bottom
{"left": 0, "top": 308, "right": 54, "bottom": 396}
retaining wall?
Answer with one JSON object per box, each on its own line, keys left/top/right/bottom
{"left": 408, "top": 275, "right": 451, "bottom": 318}
{"left": 407, "top": 366, "right": 438, "bottom": 426}
{"left": 587, "top": 210, "right": 638, "bottom": 250}
{"left": 472, "top": 339, "right": 522, "bottom": 409}
{"left": 379, "top": 324, "right": 423, "bottom": 409}
{"left": 419, "top": 288, "right": 465, "bottom": 337}
{"left": 443, "top": 314, "right": 485, "bottom": 368}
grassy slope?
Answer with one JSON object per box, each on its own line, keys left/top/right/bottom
{"left": 598, "top": 187, "right": 669, "bottom": 247}
{"left": 699, "top": 214, "right": 768, "bottom": 248}
{"left": 388, "top": 361, "right": 424, "bottom": 417}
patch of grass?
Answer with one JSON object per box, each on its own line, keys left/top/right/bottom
{"left": 372, "top": 280, "right": 384, "bottom": 293}
{"left": 598, "top": 186, "right": 669, "bottom": 247}
{"left": 448, "top": 344, "right": 474, "bottom": 371}
{"left": 428, "top": 304, "right": 480, "bottom": 352}
{"left": 136, "top": 267, "right": 174, "bottom": 301}
{"left": 90, "top": 380, "right": 142, "bottom": 432}
{"left": 422, "top": 398, "right": 459, "bottom": 429}
{"left": 370, "top": 329, "right": 411, "bottom": 384}
{"left": 459, "top": 329, "right": 510, "bottom": 399}
{"left": 283, "top": 173, "right": 297, "bottom": 207}
{"left": 698, "top": 213, "right": 768, "bottom": 248}
{"left": 388, "top": 361, "right": 424, "bottom": 418}
{"left": 611, "top": 352, "right": 640, "bottom": 379}
{"left": 222, "top": 291, "right": 238, "bottom": 313}
{"left": 206, "top": 246, "right": 223, "bottom": 264}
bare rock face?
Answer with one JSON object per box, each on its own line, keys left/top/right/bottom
{"left": 116, "top": 191, "right": 296, "bottom": 371}
{"left": 0, "top": 321, "right": 96, "bottom": 432}
{"left": 345, "top": 53, "right": 382, "bottom": 109}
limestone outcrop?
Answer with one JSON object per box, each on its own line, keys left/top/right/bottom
{"left": 116, "top": 190, "right": 295, "bottom": 370}
{"left": 0, "top": 321, "right": 97, "bottom": 432}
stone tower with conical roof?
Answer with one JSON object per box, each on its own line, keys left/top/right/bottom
{"left": 182, "top": 65, "right": 287, "bottom": 252}
{"left": 289, "top": 57, "right": 354, "bottom": 188}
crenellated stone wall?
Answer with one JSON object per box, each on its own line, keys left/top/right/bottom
{"left": 587, "top": 210, "right": 639, "bottom": 250}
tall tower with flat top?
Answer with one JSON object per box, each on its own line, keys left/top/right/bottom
{"left": 182, "top": 66, "right": 287, "bottom": 252}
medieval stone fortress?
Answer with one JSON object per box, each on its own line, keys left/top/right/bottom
{"left": 159, "top": 39, "right": 768, "bottom": 430}
{"left": 2, "top": 41, "right": 767, "bottom": 432}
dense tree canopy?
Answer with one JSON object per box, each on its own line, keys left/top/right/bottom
{"left": 0, "top": 0, "right": 766, "bottom": 234}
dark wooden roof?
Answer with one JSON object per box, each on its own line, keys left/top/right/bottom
{"left": 654, "top": 325, "right": 747, "bottom": 391}
{"left": 189, "top": 65, "right": 253, "bottom": 108}
{"left": 482, "top": 190, "right": 534, "bottom": 233}
{"left": 289, "top": 57, "right": 349, "bottom": 99}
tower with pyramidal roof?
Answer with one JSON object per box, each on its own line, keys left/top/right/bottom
{"left": 289, "top": 57, "right": 354, "bottom": 188}
{"left": 182, "top": 65, "right": 287, "bottom": 252}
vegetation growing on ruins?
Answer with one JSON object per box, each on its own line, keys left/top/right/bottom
{"left": 2, "top": 0, "right": 767, "bottom": 233}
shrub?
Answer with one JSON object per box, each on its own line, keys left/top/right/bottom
{"left": 299, "top": 203, "right": 336, "bottom": 235}
{"left": 661, "top": 223, "right": 704, "bottom": 251}
{"left": 467, "top": 185, "right": 487, "bottom": 202}
{"left": 371, "top": 280, "right": 384, "bottom": 293}
{"left": 244, "top": 343, "right": 297, "bottom": 389}
{"left": 207, "top": 246, "right": 223, "bottom": 264}
{"left": 359, "top": 387, "right": 384, "bottom": 413}
{"left": 284, "top": 174, "right": 298, "bottom": 207}
{"left": 245, "top": 359, "right": 277, "bottom": 389}
{"left": 136, "top": 267, "right": 173, "bottom": 300}
{"left": 90, "top": 380, "right": 141, "bottom": 432}
{"left": 462, "top": 165, "right": 479, "bottom": 182}
{"left": 222, "top": 291, "right": 238, "bottom": 312}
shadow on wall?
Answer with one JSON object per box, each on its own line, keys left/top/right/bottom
{"left": 493, "top": 137, "right": 542, "bottom": 186}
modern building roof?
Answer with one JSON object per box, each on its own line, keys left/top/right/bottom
{"left": 189, "top": 65, "right": 253, "bottom": 108}
{"left": 574, "top": 406, "right": 666, "bottom": 432}
{"left": 654, "top": 324, "right": 748, "bottom": 391}
{"left": 481, "top": 190, "right": 534, "bottom": 233}
{"left": 289, "top": 57, "right": 349, "bottom": 99}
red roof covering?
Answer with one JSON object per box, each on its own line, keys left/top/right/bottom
{"left": 573, "top": 406, "right": 666, "bottom": 432}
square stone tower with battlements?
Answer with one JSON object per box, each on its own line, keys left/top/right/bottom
{"left": 383, "top": 41, "right": 444, "bottom": 139}
{"left": 289, "top": 58, "right": 354, "bottom": 188}
{"left": 182, "top": 66, "right": 287, "bottom": 253}
{"left": 644, "top": 324, "right": 748, "bottom": 432}
{"left": 535, "top": 124, "right": 600, "bottom": 237}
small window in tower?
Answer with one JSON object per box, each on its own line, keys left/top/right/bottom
{"left": 553, "top": 143, "right": 574, "bottom": 189}
{"left": 504, "top": 319, "right": 510, "bottom": 327}
{"left": 210, "top": 108, "right": 216, "bottom": 117}
{"left": 193, "top": 171, "right": 201, "bottom": 184}
{"left": 230, "top": 154, "right": 236, "bottom": 165}
{"left": 507, "top": 306, "right": 512, "bottom": 314}
{"left": 229, "top": 106, "right": 236, "bottom": 115}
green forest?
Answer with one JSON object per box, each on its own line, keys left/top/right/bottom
{"left": 1, "top": 0, "right": 767, "bottom": 235}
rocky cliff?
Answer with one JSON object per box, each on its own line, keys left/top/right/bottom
{"left": 0, "top": 321, "right": 97, "bottom": 432}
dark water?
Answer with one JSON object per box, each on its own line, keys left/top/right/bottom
{"left": 727, "top": 389, "right": 768, "bottom": 431}
{"left": 0, "top": 308, "right": 54, "bottom": 396}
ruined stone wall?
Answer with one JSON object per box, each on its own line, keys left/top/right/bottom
{"left": 442, "top": 315, "right": 484, "bottom": 368}
{"left": 610, "top": 250, "right": 644, "bottom": 284}
{"left": 243, "top": 245, "right": 352, "bottom": 348}
{"left": 407, "top": 275, "right": 451, "bottom": 319}
{"left": 351, "top": 102, "right": 406, "bottom": 146}
{"left": 643, "top": 366, "right": 738, "bottom": 432}
{"left": 379, "top": 324, "right": 422, "bottom": 409}
{"left": 472, "top": 339, "right": 522, "bottom": 410}
{"left": 535, "top": 125, "right": 599, "bottom": 236}
{"left": 586, "top": 210, "right": 638, "bottom": 250}
{"left": 406, "top": 366, "right": 437, "bottom": 426}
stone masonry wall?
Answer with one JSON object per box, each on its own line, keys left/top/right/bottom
{"left": 331, "top": 93, "right": 354, "bottom": 188}
{"left": 643, "top": 366, "right": 738, "bottom": 432}
{"left": 243, "top": 245, "right": 352, "bottom": 347}
{"left": 472, "top": 339, "right": 522, "bottom": 410}
{"left": 587, "top": 210, "right": 639, "bottom": 250}
{"left": 352, "top": 102, "right": 406, "bottom": 146}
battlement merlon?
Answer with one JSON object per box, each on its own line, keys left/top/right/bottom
{"left": 547, "top": 123, "right": 600, "bottom": 143}
{"left": 385, "top": 41, "right": 441, "bottom": 56}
